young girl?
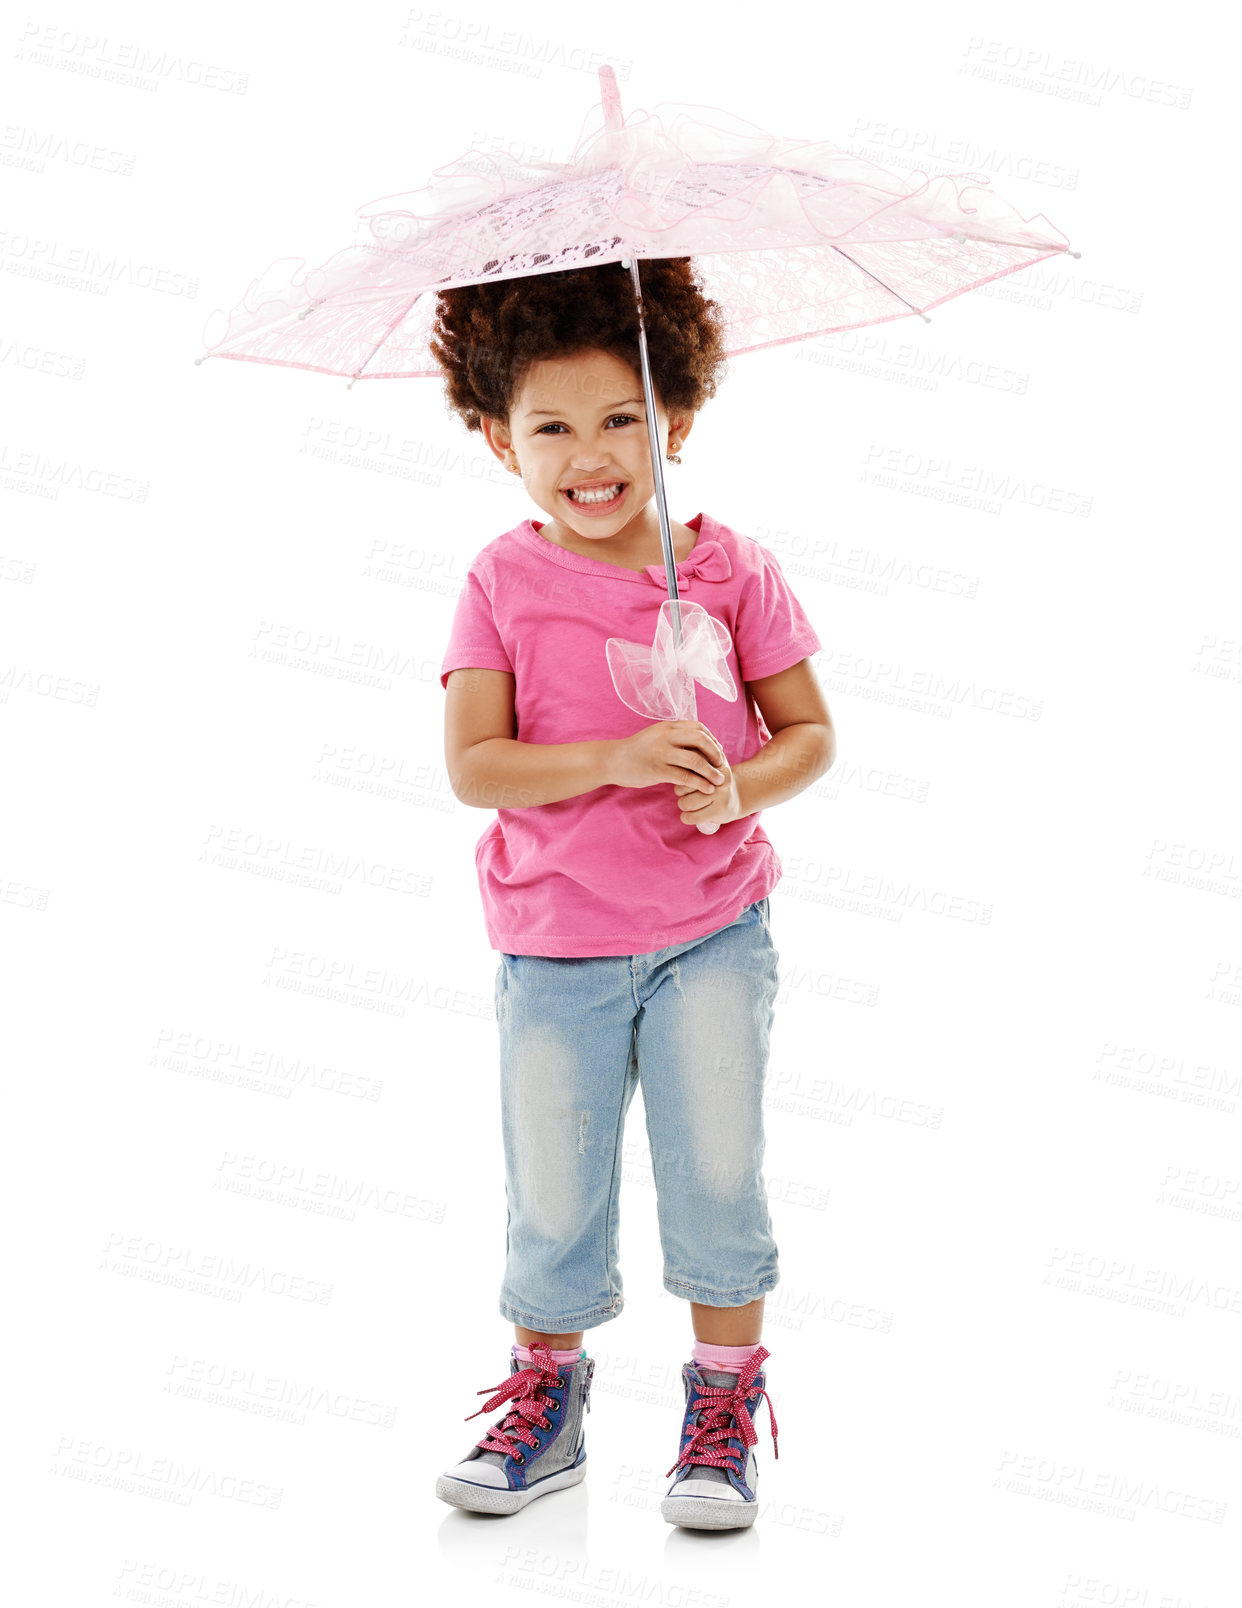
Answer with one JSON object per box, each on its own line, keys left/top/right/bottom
{"left": 430, "top": 258, "right": 835, "bottom": 1530}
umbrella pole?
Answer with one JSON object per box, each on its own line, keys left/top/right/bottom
{"left": 621, "top": 256, "right": 684, "bottom": 652}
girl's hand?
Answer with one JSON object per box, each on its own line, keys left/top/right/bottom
{"left": 608, "top": 721, "right": 728, "bottom": 794}
{"left": 673, "top": 754, "right": 743, "bottom": 829}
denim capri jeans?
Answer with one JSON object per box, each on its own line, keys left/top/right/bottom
{"left": 494, "top": 896, "right": 782, "bottom": 1333}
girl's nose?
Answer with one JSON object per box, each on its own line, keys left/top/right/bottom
{"left": 571, "top": 434, "right": 619, "bottom": 459}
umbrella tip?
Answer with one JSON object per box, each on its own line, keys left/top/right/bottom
{"left": 599, "top": 63, "right": 623, "bottom": 132}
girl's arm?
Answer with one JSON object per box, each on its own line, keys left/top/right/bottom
{"left": 674, "top": 660, "right": 836, "bottom": 826}
{"left": 445, "top": 668, "right": 728, "bottom": 810}
{"left": 445, "top": 668, "right": 611, "bottom": 809}
{"left": 737, "top": 657, "right": 836, "bottom": 812}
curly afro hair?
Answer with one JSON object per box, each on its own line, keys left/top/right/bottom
{"left": 428, "top": 257, "right": 729, "bottom": 435}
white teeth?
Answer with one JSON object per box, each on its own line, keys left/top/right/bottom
{"left": 566, "top": 482, "right": 623, "bottom": 504}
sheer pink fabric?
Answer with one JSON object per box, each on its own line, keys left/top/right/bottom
{"left": 606, "top": 596, "right": 740, "bottom": 835}
{"left": 606, "top": 599, "right": 738, "bottom": 725}
{"left": 199, "top": 67, "right": 1075, "bottom": 381}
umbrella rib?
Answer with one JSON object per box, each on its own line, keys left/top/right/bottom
{"left": 346, "top": 291, "right": 426, "bottom": 388}
{"left": 826, "top": 244, "right": 931, "bottom": 322}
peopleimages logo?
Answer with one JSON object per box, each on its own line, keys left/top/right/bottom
{"left": 861, "top": 444, "right": 1093, "bottom": 517}
{"left": 810, "top": 646, "right": 1043, "bottom": 722}
{"left": 959, "top": 35, "right": 1193, "bottom": 109}
{"left": 14, "top": 25, "right": 250, "bottom": 93}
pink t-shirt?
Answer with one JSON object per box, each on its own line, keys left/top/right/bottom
{"left": 439, "top": 510, "right": 823, "bottom": 956}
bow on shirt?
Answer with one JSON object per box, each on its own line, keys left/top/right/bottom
{"left": 641, "top": 538, "right": 732, "bottom": 592}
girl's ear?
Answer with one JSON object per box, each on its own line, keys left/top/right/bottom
{"left": 480, "top": 414, "right": 512, "bottom": 462}
{"left": 670, "top": 411, "right": 695, "bottom": 449}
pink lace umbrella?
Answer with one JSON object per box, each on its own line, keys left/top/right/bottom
{"left": 197, "top": 66, "right": 1078, "bottom": 833}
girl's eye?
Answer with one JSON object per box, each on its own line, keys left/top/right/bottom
{"left": 536, "top": 414, "right": 637, "bottom": 435}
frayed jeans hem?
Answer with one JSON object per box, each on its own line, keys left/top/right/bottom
{"left": 663, "top": 1272, "right": 780, "bottom": 1305}
{"left": 500, "top": 1295, "right": 623, "bottom": 1333}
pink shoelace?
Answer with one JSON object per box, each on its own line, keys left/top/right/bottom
{"left": 666, "top": 1344, "right": 780, "bottom": 1479}
{"left": 464, "top": 1342, "right": 563, "bottom": 1467}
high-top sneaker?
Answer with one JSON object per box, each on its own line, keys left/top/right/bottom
{"left": 436, "top": 1343, "right": 595, "bottom": 1515}
{"left": 661, "top": 1345, "right": 778, "bottom": 1530}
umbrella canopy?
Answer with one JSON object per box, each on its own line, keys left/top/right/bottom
{"left": 197, "top": 66, "right": 1077, "bottom": 385}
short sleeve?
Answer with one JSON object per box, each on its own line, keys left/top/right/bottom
{"left": 439, "top": 565, "right": 514, "bottom": 690}
{"left": 733, "top": 544, "right": 823, "bottom": 682}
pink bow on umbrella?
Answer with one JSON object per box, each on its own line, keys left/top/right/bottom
{"left": 607, "top": 597, "right": 738, "bottom": 726}
{"left": 614, "top": 543, "right": 738, "bottom": 833}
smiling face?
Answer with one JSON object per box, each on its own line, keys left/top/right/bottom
{"left": 481, "top": 347, "right": 694, "bottom": 546}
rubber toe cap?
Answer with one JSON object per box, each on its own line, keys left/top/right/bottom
{"left": 444, "top": 1458, "right": 509, "bottom": 1488}
{"left": 672, "top": 1476, "right": 746, "bottom": 1501}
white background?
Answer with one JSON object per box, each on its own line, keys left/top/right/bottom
{"left": 4, "top": 2, "right": 1238, "bottom": 1605}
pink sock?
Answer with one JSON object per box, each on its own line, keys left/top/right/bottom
{"left": 693, "top": 1339, "right": 765, "bottom": 1372}
{"left": 514, "top": 1342, "right": 583, "bottom": 1365}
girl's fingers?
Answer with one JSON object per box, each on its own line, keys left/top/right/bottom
{"left": 682, "top": 745, "right": 726, "bottom": 781}
{"left": 675, "top": 726, "right": 725, "bottom": 764}
{"left": 677, "top": 721, "right": 726, "bottom": 767}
